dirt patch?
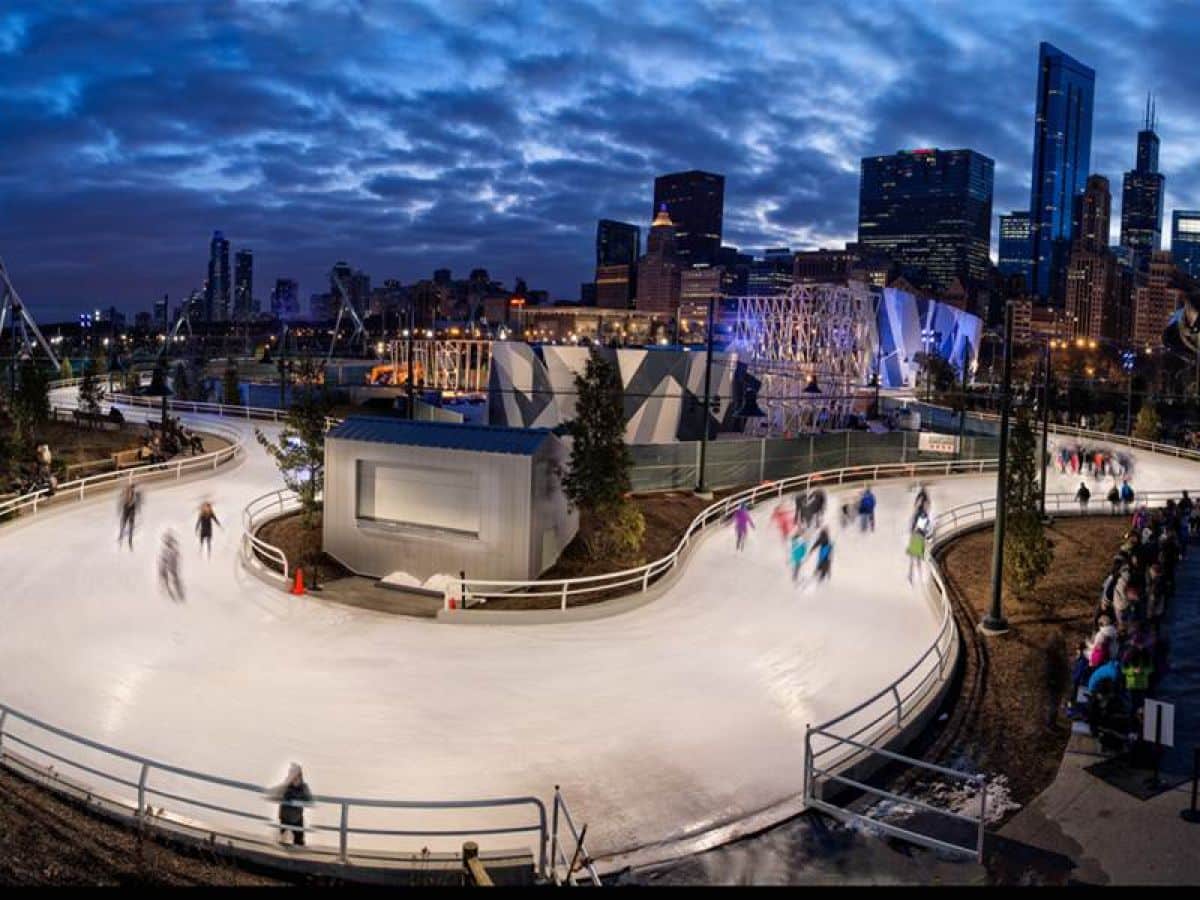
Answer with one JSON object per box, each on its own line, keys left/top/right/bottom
{"left": 0, "top": 767, "right": 283, "bottom": 886}
{"left": 255, "top": 510, "right": 351, "bottom": 583}
{"left": 933, "top": 516, "right": 1128, "bottom": 811}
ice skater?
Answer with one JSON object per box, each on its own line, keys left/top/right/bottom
{"left": 858, "top": 486, "right": 876, "bottom": 532}
{"left": 789, "top": 528, "right": 810, "bottom": 584}
{"left": 195, "top": 501, "right": 222, "bottom": 558}
{"left": 812, "top": 527, "right": 833, "bottom": 582}
{"left": 266, "top": 763, "right": 313, "bottom": 847}
{"left": 770, "top": 501, "right": 794, "bottom": 542}
{"left": 733, "top": 502, "right": 754, "bottom": 551}
{"left": 158, "top": 530, "right": 184, "bottom": 602}
{"left": 1075, "top": 481, "right": 1091, "bottom": 513}
{"left": 907, "top": 507, "right": 932, "bottom": 583}
{"left": 117, "top": 483, "right": 142, "bottom": 551}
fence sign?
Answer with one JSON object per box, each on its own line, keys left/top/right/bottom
{"left": 918, "top": 433, "right": 959, "bottom": 455}
{"left": 1143, "top": 699, "right": 1175, "bottom": 747}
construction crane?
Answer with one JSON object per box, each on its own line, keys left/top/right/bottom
{"left": 326, "top": 268, "right": 369, "bottom": 362}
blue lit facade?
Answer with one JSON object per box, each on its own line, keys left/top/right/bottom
{"left": 998, "top": 211, "right": 1032, "bottom": 285}
{"left": 1173, "top": 210, "right": 1200, "bottom": 280}
{"left": 1028, "top": 42, "right": 1095, "bottom": 303}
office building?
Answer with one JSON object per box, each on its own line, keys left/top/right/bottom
{"left": 234, "top": 249, "right": 253, "bottom": 321}
{"left": 1028, "top": 42, "right": 1095, "bottom": 303}
{"left": 204, "top": 230, "right": 231, "bottom": 321}
{"left": 857, "top": 148, "right": 994, "bottom": 292}
{"left": 271, "top": 278, "right": 300, "bottom": 320}
{"left": 1132, "top": 250, "right": 1185, "bottom": 348}
{"left": 747, "top": 248, "right": 794, "bottom": 296}
{"left": 596, "top": 264, "right": 635, "bottom": 309}
{"left": 153, "top": 294, "right": 169, "bottom": 327}
{"left": 1065, "top": 176, "right": 1120, "bottom": 341}
{"left": 998, "top": 212, "right": 1032, "bottom": 286}
{"left": 793, "top": 246, "right": 858, "bottom": 283}
{"left": 1120, "top": 97, "right": 1165, "bottom": 271}
{"left": 596, "top": 220, "right": 641, "bottom": 267}
{"left": 1171, "top": 210, "right": 1200, "bottom": 280}
{"left": 636, "top": 205, "right": 682, "bottom": 314}
{"left": 652, "top": 170, "right": 724, "bottom": 267}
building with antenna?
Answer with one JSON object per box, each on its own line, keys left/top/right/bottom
{"left": 1121, "top": 94, "right": 1165, "bottom": 271}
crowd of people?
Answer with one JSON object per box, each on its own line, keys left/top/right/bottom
{"left": 1067, "top": 492, "right": 1192, "bottom": 749}
{"left": 138, "top": 415, "right": 206, "bottom": 464}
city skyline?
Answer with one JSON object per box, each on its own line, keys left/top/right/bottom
{"left": 3, "top": 2, "right": 1200, "bottom": 319}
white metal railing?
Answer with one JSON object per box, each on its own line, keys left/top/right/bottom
{"left": 549, "top": 786, "right": 602, "bottom": 886}
{"left": 0, "top": 702, "right": 552, "bottom": 875}
{"left": 242, "top": 489, "right": 307, "bottom": 582}
{"left": 105, "top": 391, "right": 292, "bottom": 423}
{"left": 446, "top": 457, "right": 998, "bottom": 611}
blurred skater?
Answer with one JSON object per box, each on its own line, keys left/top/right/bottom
{"left": 117, "top": 483, "right": 142, "bottom": 551}
{"left": 195, "top": 501, "right": 222, "bottom": 558}
{"left": 771, "top": 501, "right": 794, "bottom": 541}
{"left": 1076, "top": 481, "right": 1091, "bottom": 513}
{"left": 158, "top": 530, "right": 183, "bottom": 602}
{"left": 733, "top": 502, "right": 754, "bottom": 551}
{"left": 858, "top": 486, "right": 877, "bottom": 532}
{"left": 805, "top": 489, "right": 827, "bottom": 528}
{"left": 813, "top": 527, "right": 833, "bottom": 582}
{"left": 266, "top": 763, "right": 313, "bottom": 846}
{"left": 790, "top": 529, "right": 810, "bottom": 584}
{"left": 907, "top": 507, "right": 932, "bottom": 584}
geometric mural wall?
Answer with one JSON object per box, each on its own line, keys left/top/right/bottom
{"left": 875, "top": 286, "right": 982, "bottom": 389}
{"left": 488, "top": 343, "right": 744, "bottom": 443}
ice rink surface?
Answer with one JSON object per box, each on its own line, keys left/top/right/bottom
{"left": 3, "top": 396, "right": 1199, "bottom": 865}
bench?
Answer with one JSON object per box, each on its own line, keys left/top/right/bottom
{"left": 112, "top": 448, "right": 146, "bottom": 470}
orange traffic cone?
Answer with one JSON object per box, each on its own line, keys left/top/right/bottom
{"left": 291, "top": 568, "right": 305, "bottom": 596}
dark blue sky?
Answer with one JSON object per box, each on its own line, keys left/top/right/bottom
{"left": 2, "top": 1, "right": 1198, "bottom": 321}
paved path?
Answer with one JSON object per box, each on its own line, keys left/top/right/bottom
{"left": 999, "top": 534, "right": 1200, "bottom": 885}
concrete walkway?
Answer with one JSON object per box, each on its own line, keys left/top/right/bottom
{"left": 998, "top": 535, "right": 1200, "bottom": 885}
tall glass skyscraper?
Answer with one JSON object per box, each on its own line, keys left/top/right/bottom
{"left": 857, "top": 148, "right": 994, "bottom": 292}
{"left": 234, "top": 249, "right": 253, "bottom": 321}
{"left": 204, "top": 230, "right": 231, "bottom": 322}
{"left": 652, "top": 170, "right": 724, "bottom": 267}
{"left": 595, "top": 219, "right": 641, "bottom": 267}
{"left": 1172, "top": 210, "right": 1200, "bottom": 280}
{"left": 1028, "top": 42, "right": 1095, "bottom": 303}
{"left": 1120, "top": 97, "right": 1165, "bottom": 270}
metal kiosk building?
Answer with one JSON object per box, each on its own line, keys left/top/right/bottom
{"left": 323, "top": 417, "right": 578, "bottom": 584}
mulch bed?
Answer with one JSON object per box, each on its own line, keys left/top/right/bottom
{"left": 932, "top": 516, "right": 1130, "bottom": 811}
{"left": 255, "top": 511, "right": 351, "bottom": 583}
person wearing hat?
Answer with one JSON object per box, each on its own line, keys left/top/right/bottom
{"left": 267, "top": 763, "right": 313, "bottom": 846}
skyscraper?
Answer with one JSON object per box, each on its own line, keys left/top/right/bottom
{"left": 153, "top": 293, "right": 169, "bottom": 327}
{"left": 652, "top": 170, "right": 724, "bottom": 267}
{"left": 1028, "top": 42, "right": 1095, "bottom": 303}
{"left": 1065, "top": 176, "right": 1121, "bottom": 341}
{"left": 1171, "top": 210, "right": 1200, "bottom": 280}
{"left": 857, "top": 148, "right": 994, "bottom": 292}
{"left": 1133, "top": 250, "right": 1185, "bottom": 348}
{"left": 998, "top": 211, "right": 1032, "bottom": 285}
{"left": 1120, "top": 96, "right": 1165, "bottom": 271}
{"left": 204, "top": 230, "right": 231, "bottom": 322}
{"left": 596, "top": 220, "right": 641, "bottom": 266}
{"left": 234, "top": 249, "right": 253, "bottom": 321}
{"left": 637, "top": 205, "right": 682, "bottom": 314}
{"left": 271, "top": 278, "right": 299, "bottom": 320}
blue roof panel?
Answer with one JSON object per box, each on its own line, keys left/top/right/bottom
{"left": 327, "top": 416, "right": 552, "bottom": 456}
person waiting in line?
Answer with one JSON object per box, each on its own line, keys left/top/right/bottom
{"left": 1106, "top": 483, "right": 1121, "bottom": 515}
{"left": 266, "top": 763, "right": 313, "bottom": 847}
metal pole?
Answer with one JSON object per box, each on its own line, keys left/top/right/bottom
{"left": 694, "top": 293, "right": 716, "bottom": 498}
{"left": 957, "top": 353, "right": 968, "bottom": 460}
{"left": 406, "top": 305, "right": 415, "bottom": 420}
{"left": 1127, "top": 369, "right": 1134, "bottom": 436}
{"left": 981, "top": 302, "right": 1014, "bottom": 634}
{"left": 1039, "top": 341, "right": 1050, "bottom": 519}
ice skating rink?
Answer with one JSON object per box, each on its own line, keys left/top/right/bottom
{"left": 3, "top": 396, "right": 1198, "bottom": 867}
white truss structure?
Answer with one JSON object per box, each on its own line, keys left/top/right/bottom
{"left": 389, "top": 338, "right": 492, "bottom": 392}
{"left": 0, "top": 257, "right": 61, "bottom": 370}
{"left": 730, "top": 283, "right": 874, "bottom": 436}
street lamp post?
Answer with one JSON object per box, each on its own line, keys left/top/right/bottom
{"left": 1039, "top": 340, "right": 1052, "bottom": 519}
{"left": 920, "top": 327, "right": 935, "bottom": 403}
{"left": 1122, "top": 350, "right": 1137, "bottom": 436}
{"left": 694, "top": 293, "right": 717, "bottom": 499}
{"left": 981, "top": 301, "right": 1015, "bottom": 635}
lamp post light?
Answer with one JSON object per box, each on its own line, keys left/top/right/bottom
{"left": 1122, "top": 350, "right": 1137, "bottom": 435}
{"left": 981, "top": 301, "right": 1015, "bottom": 636}
{"left": 694, "top": 293, "right": 717, "bottom": 499}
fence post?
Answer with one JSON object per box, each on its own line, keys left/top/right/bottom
{"left": 137, "top": 763, "right": 150, "bottom": 818}
{"left": 560, "top": 582, "right": 568, "bottom": 611}
{"left": 550, "top": 787, "right": 561, "bottom": 883}
{"left": 759, "top": 439, "right": 766, "bottom": 482}
{"left": 802, "top": 725, "right": 813, "bottom": 803}
{"left": 642, "top": 567, "right": 651, "bottom": 591}
{"left": 695, "top": 441, "right": 701, "bottom": 487}
{"left": 339, "top": 802, "right": 349, "bottom": 862}
{"left": 845, "top": 430, "right": 851, "bottom": 468}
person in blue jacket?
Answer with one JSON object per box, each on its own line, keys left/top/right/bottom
{"left": 858, "top": 486, "right": 877, "bottom": 532}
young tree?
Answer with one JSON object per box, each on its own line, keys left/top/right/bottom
{"left": 222, "top": 357, "right": 241, "bottom": 406}
{"left": 255, "top": 354, "right": 331, "bottom": 529}
{"left": 59, "top": 357, "right": 74, "bottom": 380}
{"left": 11, "top": 358, "right": 51, "bottom": 446}
{"left": 1133, "top": 403, "right": 1162, "bottom": 442}
{"left": 76, "top": 356, "right": 104, "bottom": 424}
{"left": 1096, "top": 411, "right": 1117, "bottom": 434}
{"left": 1003, "top": 404, "right": 1054, "bottom": 597}
{"left": 561, "top": 350, "right": 644, "bottom": 560}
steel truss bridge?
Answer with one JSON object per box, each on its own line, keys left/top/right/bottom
{"left": 388, "top": 338, "right": 492, "bottom": 392}
{"left": 730, "top": 283, "right": 875, "bottom": 436}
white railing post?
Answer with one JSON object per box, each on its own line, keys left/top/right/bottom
{"left": 560, "top": 582, "right": 568, "bottom": 611}
{"left": 339, "top": 802, "right": 350, "bottom": 862}
{"left": 137, "top": 763, "right": 150, "bottom": 817}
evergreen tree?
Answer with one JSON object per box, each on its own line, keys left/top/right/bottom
{"left": 12, "top": 358, "right": 51, "bottom": 446}
{"left": 76, "top": 356, "right": 104, "bottom": 424}
{"left": 255, "top": 354, "right": 331, "bottom": 529}
{"left": 170, "top": 360, "right": 190, "bottom": 401}
{"left": 561, "top": 350, "right": 644, "bottom": 560}
{"left": 1133, "top": 403, "right": 1162, "bottom": 441}
{"left": 223, "top": 357, "right": 241, "bottom": 406}
{"left": 59, "top": 357, "right": 74, "bottom": 380}
{"left": 1096, "top": 411, "right": 1116, "bottom": 434}
{"left": 1003, "top": 404, "right": 1054, "bottom": 597}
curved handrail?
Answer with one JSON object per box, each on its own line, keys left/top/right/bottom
{"left": 241, "top": 489, "right": 306, "bottom": 582}
{"left": 451, "top": 457, "right": 998, "bottom": 609}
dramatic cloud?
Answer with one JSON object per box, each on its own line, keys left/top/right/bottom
{"left": 1, "top": 0, "right": 1198, "bottom": 319}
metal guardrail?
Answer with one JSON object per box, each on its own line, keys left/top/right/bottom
{"left": 550, "top": 787, "right": 602, "bottom": 886}
{"left": 242, "top": 489, "right": 306, "bottom": 582}
{"left": 446, "top": 457, "right": 998, "bottom": 611}
{"left": 0, "top": 702, "right": 550, "bottom": 874}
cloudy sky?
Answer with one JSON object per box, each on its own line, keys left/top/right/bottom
{"left": 2, "top": 0, "right": 1198, "bottom": 320}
